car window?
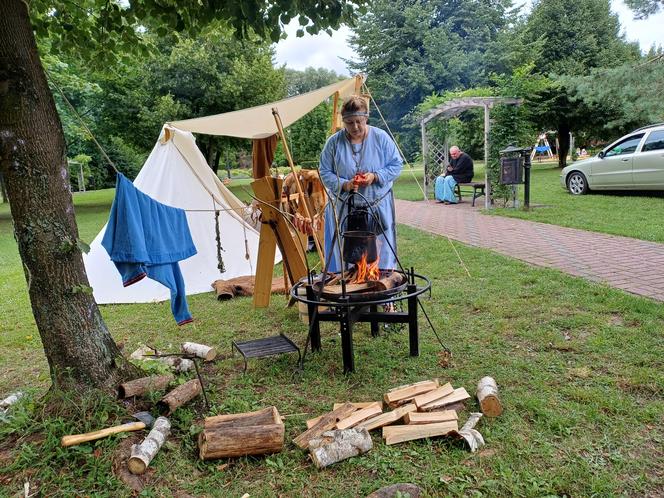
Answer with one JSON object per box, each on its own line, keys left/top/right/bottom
{"left": 605, "top": 134, "right": 644, "bottom": 157}
{"left": 641, "top": 130, "right": 664, "bottom": 152}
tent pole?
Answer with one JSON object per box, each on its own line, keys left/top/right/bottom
{"left": 272, "top": 108, "right": 325, "bottom": 268}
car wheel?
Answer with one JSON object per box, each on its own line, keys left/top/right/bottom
{"left": 567, "top": 171, "right": 589, "bottom": 195}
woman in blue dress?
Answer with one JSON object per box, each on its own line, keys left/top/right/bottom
{"left": 319, "top": 96, "right": 403, "bottom": 273}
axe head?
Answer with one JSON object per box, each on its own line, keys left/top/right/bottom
{"left": 132, "top": 411, "right": 156, "bottom": 428}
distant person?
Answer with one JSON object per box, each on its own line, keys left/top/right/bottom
{"left": 580, "top": 148, "right": 588, "bottom": 157}
{"left": 434, "top": 146, "right": 474, "bottom": 204}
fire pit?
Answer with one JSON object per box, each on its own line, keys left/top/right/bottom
{"left": 291, "top": 268, "right": 431, "bottom": 373}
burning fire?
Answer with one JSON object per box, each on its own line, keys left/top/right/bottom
{"left": 351, "top": 252, "right": 380, "bottom": 283}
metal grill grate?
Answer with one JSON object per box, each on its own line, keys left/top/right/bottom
{"left": 232, "top": 334, "right": 301, "bottom": 372}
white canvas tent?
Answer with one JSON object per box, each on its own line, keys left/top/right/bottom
{"left": 85, "top": 76, "right": 363, "bottom": 304}
{"left": 84, "top": 126, "right": 272, "bottom": 304}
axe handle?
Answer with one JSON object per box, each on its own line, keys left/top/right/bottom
{"left": 61, "top": 421, "right": 146, "bottom": 447}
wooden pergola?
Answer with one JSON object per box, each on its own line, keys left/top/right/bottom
{"left": 420, "top": 96, "right": 521, "bottom": 209}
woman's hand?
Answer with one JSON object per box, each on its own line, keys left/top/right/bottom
{"left": 353, "top": 172, "right": 376, "bottom": 187}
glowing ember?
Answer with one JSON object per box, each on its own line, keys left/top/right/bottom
{"left": 351, "top": 252, "right": 380, "bottom": 283}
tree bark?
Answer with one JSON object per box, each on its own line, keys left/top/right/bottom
{"left": 557, "top": 123, "right": 571, "bottom": 169}
{"left": 128, "top": 416, "right": 171, "bottom": 475}
{"left": 0, "top": 1, "right": 137, "bottom": 391}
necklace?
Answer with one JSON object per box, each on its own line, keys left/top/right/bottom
{"left": 346, "top": 130, "right": 367, "bottom": 173}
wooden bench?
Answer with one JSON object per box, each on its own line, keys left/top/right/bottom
{"left": 455, "top": 182, "right": 485, "bottom": 207}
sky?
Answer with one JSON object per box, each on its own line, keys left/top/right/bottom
{"left": 274, "top": 0, "right": 664, "bottom": 76}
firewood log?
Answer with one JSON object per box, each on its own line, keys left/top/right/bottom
{"left": 476, "top": 377, "right": 503, "bottom": 417}
{"left": 204, "top": 407, "right": 278, "bottom": 430}
{"left": 308, "top": 428, "right": 373, "bottom": 468}
{"left": 117, "top": 374, "right": 174, "bottom": 399}
{"left": 374, "top": 271, "right": 406, "bottom": 291}
{"left": 356, "top": 403, "right": 417, "bottom": 432}
{"left": 293, "top": 403, "right": 356, "bottom": 449}
{"left": 307, "top": 402, "right": 380, "bottom": 429}
{"left": 384, "top": 379, "right": 439, "bottom": 408}
{"left": 449, "top": 412, "right": 485, "bottom": 452}
{"left": 419, "top": 387, "right": 470, "bottom": 411}
{"left": 157, "top": 379, "right": 202, "bottom": 415}
{"left": 336, "top": 405, "right": 383, "bottom": 430}
{"left": 404, "top": 410, "right": 457, "bottom": 425}
{"left": 383, "top": 420, "right": 458, "bottom": 445}
{"left": 128, "top": 417, "right": 171, "bottom": 475}
{"left": 181, "top": 342, "right": 217, "bottom": 361}
{"left": 413, "top": 383, "right": 454, "bottom": 409}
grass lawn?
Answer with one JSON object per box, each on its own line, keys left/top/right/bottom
{"left": 1, "top": 187, "right": 663, "bottom": 496}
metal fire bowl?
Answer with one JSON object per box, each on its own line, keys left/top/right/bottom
{"left": 312, "top": 270, "right": 408, "bottom": 303}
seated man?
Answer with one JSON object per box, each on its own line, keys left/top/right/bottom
{"left": 434, "top": 146, "right": 474, "bottom": 204}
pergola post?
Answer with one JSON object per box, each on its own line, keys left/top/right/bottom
{"left": 421, "top": 121, "right": 428, "bottom": 199}
{"left": 483, "top": 103, "right": 491, "bottom": 209}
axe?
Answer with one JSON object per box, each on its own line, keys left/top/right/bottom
{"left": 61, "top": 411, "right": 155, "bottom": 447}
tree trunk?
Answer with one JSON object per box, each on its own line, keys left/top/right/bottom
{"left": 0, "top": 0, "right": 137, "bottom": 391}
{"left": 557, "top": 123, "right": 570, "bottom": 169}
{"left": 0, "top": 172, "right": 8, "bottom": 203}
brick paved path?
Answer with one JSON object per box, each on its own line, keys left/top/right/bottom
{"left": 395, "top": 199, "right": 664, "bottom": 302}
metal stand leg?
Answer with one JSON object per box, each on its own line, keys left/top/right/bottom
{"left": 338, "top": 299, "right": 354, "bottom": 373}
{"left": 407, "top": 283, "right": 419, "bottom": 357}
{"left": 306, "top": 285, "right": 322, "bottom": 352}
{"left": 370, "top": 304, "right": 379, "bottom": 337}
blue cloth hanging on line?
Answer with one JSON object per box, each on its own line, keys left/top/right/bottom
{"left": 102, "top": 173, "right": 197, "bottom": 325}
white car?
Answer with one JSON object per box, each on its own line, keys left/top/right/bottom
{"left": 561, "top": 123, "right": 664, "bottom": 195}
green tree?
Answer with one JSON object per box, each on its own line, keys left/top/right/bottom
{"left": 0, "top": 0, "right": 366, "bottom": 394}
{"left": 524, "top": 0, "right": 640, "bottom": 167}
{"left": 349, "top": 0, "right": 514, "bottom": 157}
{"left": 623, "top": 0, "right": 664, "bottom": 18}
{"left": 284, "top": 67, "right": 343, "bottom": 96}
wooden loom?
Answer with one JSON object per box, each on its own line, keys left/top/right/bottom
{"left": 250, "top": 75, "right": 364, "bottom": 307}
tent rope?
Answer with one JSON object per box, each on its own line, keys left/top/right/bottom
{"left": 46, "top": 70, "right": 120, "bottom": 175}
{"left": 212, "top": 196, "right": 226, "bottom": 274}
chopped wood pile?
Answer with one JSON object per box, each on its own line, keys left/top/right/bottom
{"left": 291, "top": 377, "right": 495, "bottom": 465}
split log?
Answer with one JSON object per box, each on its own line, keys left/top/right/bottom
{"left": 404, "top": 410, "right": 457, "bottom": 425}
{"left": 476, "top": 377, "right": 503, "bottom": 417}
{"left": 204, "top": 407, "right": 278, "bottom": 430}
{"left": 307, "top": 402, "right": 380, "bottom": 429}
{"left": 383, "top": 420, "right": 458, "bottom": 445}
{"left": 127, "top": 416, "right": 171, "bottom": 475}
{"left": 374, "top": 271, "right": 406, "bottom": 291}
{"left": 293, "top": 403, "right": 356, "bottom": 449}
{"left": 319, "top": 282, "right": 373, "bottom": 295}
{"left": 413, "top": 383, "right": 454, "bottom": 409}
{"left": 356, "top": 403, "right": 417, "bottom": 432}
{"left": 157, "top": 379, "right": 202, "bottom": 415}
{"left": 181, "top": 342, "right": 217, "bottom": 361}
{"left": 449, "top": 412, "right": 485, "bottom": 452}
{"left": 198, "top": 407, "right": 284, "bottom": 460}
{"left": 384, "top": 379, "right": 439, "bottom": 407}
{"left": 308, "top": 428, "right": 372, "bottom": 469}
{"left": 118, "top": 374, "right": 174, "bottom": 399}
{"left": 419, "top": 387, "right": 470, "bottom": 412}
{"left": 0, "top": 391, "right": 24, "bottom": 410}
{"left": 336, "top": 405, "right": 383, "bottom": 430}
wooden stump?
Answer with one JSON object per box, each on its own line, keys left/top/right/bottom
{"left": 157, "top": 379, "right": 202, "bottom": 415}
{"left": 181, "top": 342, "right": 217, "bottom": 361}
{"left": 117, "top": 374, "right": 174, "bottom": 399}
{"left": 127, "top": 416, "right": 171, "bottom": 475}
{"left": 308, "top": 428, "right": 372, "bottom": 468}
{"left": 198, "top": 407, "right": 284, "bottom": 460}
{"left": 476, "top": 376, "right": 503, "bottom": 417}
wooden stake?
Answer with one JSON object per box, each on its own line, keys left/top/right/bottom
{"left": 128, "top": 416, "right": 171, "bottom": 475}
{"left": 309, "top": 428, "right": 373, "bottom": 469}
{"left": 118, "top": 374, "right": 174, "bottom": 399}
{"left": 157, "top": 379, "right": 202, "bottom": 415}
{"left": 476, "top": 376, "right": 503, "bottom": 417}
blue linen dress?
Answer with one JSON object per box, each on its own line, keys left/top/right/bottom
{"left": 319, "top": 126, "right": 403, "bottom": 272}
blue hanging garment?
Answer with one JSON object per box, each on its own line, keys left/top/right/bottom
{"left": 102, "top": 173, "right": 197, "bottom": 325}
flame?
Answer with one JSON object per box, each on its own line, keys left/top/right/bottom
{"left": 351, "top": 252, "right": 380, "bottom": 283}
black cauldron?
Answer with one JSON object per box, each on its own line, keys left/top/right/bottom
{"left": 342, "top": 230, "right": 378, "bottom": 264}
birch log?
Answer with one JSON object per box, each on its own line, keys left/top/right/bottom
{"left": 476, "top": 377, "right": 503, "bottom": 417}
{"left": 450, "top": 412, "right": 485, "bottom": 452}
{"left": 308, "top": 428, "right": 372, "bottom": 468}
{"left": 157, "top": 379, "right": 202, "bottom": 415}
{"left": 181, "top": 342, "right": 217, "bottom": 361}
{"left": 118, "top": 374, "right": 174, "bottom": 399}
{"left": 129, "top": 346, "right": 193, "bottom": 373}
{"left": 0, "top": 391, "right": 24, "bottom": 409}
{"left": 128, "top": 416, "right": 171, "bottom": 475}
